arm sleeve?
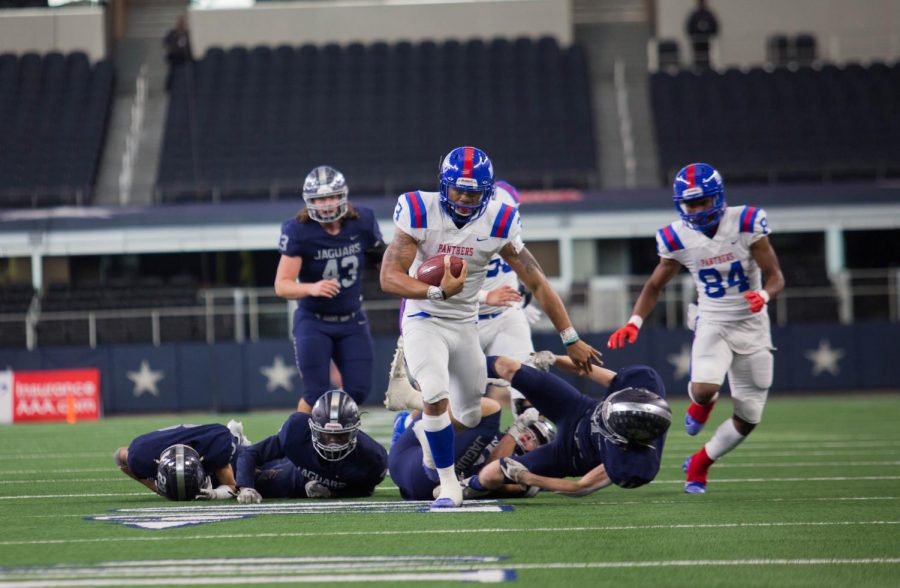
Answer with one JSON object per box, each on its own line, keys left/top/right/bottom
{"left": 235, "top": 435, "right": 285, "bottom": 489}
{"left": 392, "top": 194, "right": 424, "bottom": 241}
{"left": 278, "top": 219, "right": 304, "bottom": 257}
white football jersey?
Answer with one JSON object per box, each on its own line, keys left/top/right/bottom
{"left": 478, "top": 182, "right": 523, "bottom": 316}
{"left": 656, "top": 205, "right": 770, "bottom": 321}
{"left": 394, "top": 190, "right": 524, "bottom": 321}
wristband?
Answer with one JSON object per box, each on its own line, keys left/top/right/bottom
{"left": 426, "top": 285, "right": 445, "bottom": 301}
{"left": 758, "top": 290, "right": 770, "bottom": 303}
{"left": 477, "top": 290, "right": 489, "bottom": 304}
{"left": 627, "top": 314, "right": 644, "bottom": 329}
{"left": 559, "top": 327, "right": 579, "bottom": 346}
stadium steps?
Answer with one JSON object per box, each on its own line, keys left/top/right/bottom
{"left": 575, "top": 19, "right": 660, "bottom": 189}
{"left": 93, "top": 1, "right": 182, "bottom": 204}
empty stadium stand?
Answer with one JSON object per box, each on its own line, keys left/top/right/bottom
{"left": 156, "top": 37, "right": 598, "bottom": 201}
{"left": 0, "top": 51, "right": 115, "bottom": 208}
{"left": 650, "top": 62, "right": 900, "bottom": 185}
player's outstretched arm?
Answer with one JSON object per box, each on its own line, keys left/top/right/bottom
{"left": 608, "top": 258, "right": 681, "bottom": 349}
{"left": 379, "top": 231, "right": 433, "bottom": 299}
{"left": 745, "top": 237, "right": 785, "bottom": 312}
{"left": 545, "top": 355, "right": 618, "bottom": 387}
{"left": 527, "top": 464, "right": 612, "bottom": 498}
{"left": 500, "top": 244, "right": 602, "bottom": 374}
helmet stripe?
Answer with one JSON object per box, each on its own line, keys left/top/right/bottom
{"left": 329, "top": 391, "right": 340, "bottom": 422}
{"left": 175, "top": 445, "right": 186, "bottom": 500}
{"left": 462, "top": 147, "right": 474, "bottom": 178}
{"left": 686, "top": 164, "right": 697, "bottom": 187}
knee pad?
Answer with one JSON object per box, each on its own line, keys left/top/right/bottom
{"left": 748, "top": 349, "right": 774, "bottom": 390}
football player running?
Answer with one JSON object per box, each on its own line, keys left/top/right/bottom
{"left": 388, "top": 397, "right": 554, "bottom": 501}
{"left": 607, "top": 162, "right": 785, "bottom": 494}
{"left": 114, "top": 420, "right": 251, "bottom": 500}
{"left": 380, "top": 146, "right": 601, "bottom": 508}
{"left": 466, "top": 353, "right": 671, "bottom": 497}
{"left": 234, "top": 390, "right": 387, "bottom": 503}
{"left": 275, "top": 166, "right": 386, "bottom": 413}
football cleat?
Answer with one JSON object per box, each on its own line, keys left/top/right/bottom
{"left": 529, "top": 350, "right": 557, "bottom": 372}
{"left": 684, "top": 481, "right": 707, "bottom": 494}
{"left": 431, "top": 482, "right": 463, "bottom": 509}
{"left": 384, "top": 339, "right": 424, "bottom": 411}
{"left": 684, "top": 413, "right": 705, "bottom": 436}
{"left": 390, "top": 411, "right": 411, "bottom": 450}
{"left": 227, "top": 419, "right": 252, "bottom": 447}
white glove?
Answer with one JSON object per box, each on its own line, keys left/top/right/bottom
{"left": 499, "top": 457, "right": 529, "bottom": 484}
{"left": 486, "top": 377, "right": 511, "bottom": 388}
{"left": 522, "top": 305, "right": 543, "bottom": 324}
{"left": 508, "top": 407, "right": 539, "bottom": 438}
{"left": 522, "top": 484, "right": 541, "bottom": 498}
{"left": 237, "top": 487, "right": 262, "bottom": 504}
{"left": 304, "top": 480, "right": 332, "bottom": 498}
{"left": 529, "top": 350, "right": 557, "bottom": 372}
{"left": 197, "top": 484, "right": 237, "bottom": 500}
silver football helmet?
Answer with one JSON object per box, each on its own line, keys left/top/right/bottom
{"left": 593, "top": 387, "right": 672, "bottom": 447}
{"left": 302, "top": 165, "right": 349, "bottom": 223}
{"left": 513, "top": 419, "right": 557, "bottom": 456}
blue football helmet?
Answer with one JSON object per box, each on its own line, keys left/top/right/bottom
{"left": 672, "top": 163, "right": 726, "bottom": 231}
{"left": 438, "top": 146, "right": 495, "bottom": 224}
{"left": 303, "top": 165, "right": 349, "bottom": 223}
{"left": 309, "top": 390, "right": 361, "bottom": 461}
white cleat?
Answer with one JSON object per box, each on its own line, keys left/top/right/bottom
{"left": 431, "top": 482, "right": 463, "bottom": 508}
{"left": 528, "top": 350, "right": 557, "bottom": 372}
{"left": 226, "top": 419, "right": 252, "bottom": 446}
{"left": 384, "top": 338, "right": 424, "bottom": 411}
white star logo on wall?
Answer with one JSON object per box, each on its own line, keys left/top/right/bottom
{"left": 127, "top": 360, "right": 164, "bottom": 397}
{"left": 804, "top": 339, "right": 845, "bottom": 377}
{"left": 260, "top": 355, "right": 298, "bottom": 393}
{"left": 667, "top": 344, "right": 692, "bottom": 380}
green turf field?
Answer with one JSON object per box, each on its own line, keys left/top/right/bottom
{"left": 1, "top": 394, "right": 898, "bottom": 587}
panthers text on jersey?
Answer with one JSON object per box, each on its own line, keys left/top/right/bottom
{"left": 278, "top": 206, "right": 383, "bottom": 316}
{"left": 235, "top": 412, "right": 387, "bottom": 498}
{"left": 478, "top": 182, "right": 524, "bottom": 316}
{"left": 126, "top": 424, "right": 237, "bottom": 481}
{"left": 393, "top": 191, "right": 524, "bottom": 321}
{"left": 656, "top": 205, "right": 770, "bottom": 321}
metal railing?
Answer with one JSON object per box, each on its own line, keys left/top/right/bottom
{"left": 0, "top": 269, "right": 896, "bottom": 350}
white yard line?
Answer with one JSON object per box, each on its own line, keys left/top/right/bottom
{"left": 0, "top": 520, "right": 897, "bottom": 547}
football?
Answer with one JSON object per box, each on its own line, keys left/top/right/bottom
{"left": 416, "top": 254, "right": 464, "bottom": 287}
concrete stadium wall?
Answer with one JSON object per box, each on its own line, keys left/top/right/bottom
{"left": 0, "top": 7, "right": 106, "bottom": 61}
{"left": 656, "top": 0, "right": 900, "bottom": 67}
{"left": 0, "top": 322, "right": 896, "bottom": 415}
{"left": 188, "top": 0, "right": 572, "bottom": 55}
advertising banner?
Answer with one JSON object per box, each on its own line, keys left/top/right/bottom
{"left": 7, "top": 368, "right": 101, "bottom": 423}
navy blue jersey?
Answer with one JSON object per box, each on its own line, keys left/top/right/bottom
{"left": 126, "top": 424, "right": 237, "bottom": 480}
{"left": 236, "top": 412, "right": 387, "bottom": 498}
{"left": 278, "top": 206, "right": 383, "bottom": 315}
{"left": 389, "top": 412, "right": 502, "bottom": 500}
{"left": 510, "top": 364, "right": 667, "bottom": 489}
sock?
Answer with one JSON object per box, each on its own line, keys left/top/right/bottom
{"left": 422, "top": 412, "right": 454, "bottom": 469}
{"left": 687, "top": 387, "right": 719, "bottom": 423}
{"left": 686, "top": 446, "right": 715, "bottom": 483}
{"left": 485, "top": 355, "right": 501, "bottom": 380}
{"left": 467, "top": 475, "right": 487, "bottom": 492}
{"left": 705, "top": 418, "right": 746, "bottom": 461}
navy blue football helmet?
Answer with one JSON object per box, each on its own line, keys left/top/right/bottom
{"left": 155, "top": 444, "right": 209, "bottom": 501}
{"left": 672, "top": 163, "right": 726, "bottom": 231}
{"left": 438, "top": 146, "right": 495, "bottom": 224}
{"left": 303, "top": 165, "right": 349, "bottom": 223}
{"left": 309, "top": 390, "right": 361, "bottom": 461}
{"left": 592, "top": 387, "right": 672, "bottom": 447}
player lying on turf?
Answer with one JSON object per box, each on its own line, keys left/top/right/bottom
{"left": 234, "top": 390, "right": 387, "bottom": 503}
{"left": 114, "top": 420, "right": 251, "bottom": 501}
{"left": 465, "top": 353, "right": 671, "bottom": 497}
{"left": 388, "top": 397, "right": 555, "bottom": 501}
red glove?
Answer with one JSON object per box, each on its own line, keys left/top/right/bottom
{"left": 744, "top": 291, "right": 769, "bottom": 313}
{"left": 607, "top": 323, "right": 639, "bottom": 349}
